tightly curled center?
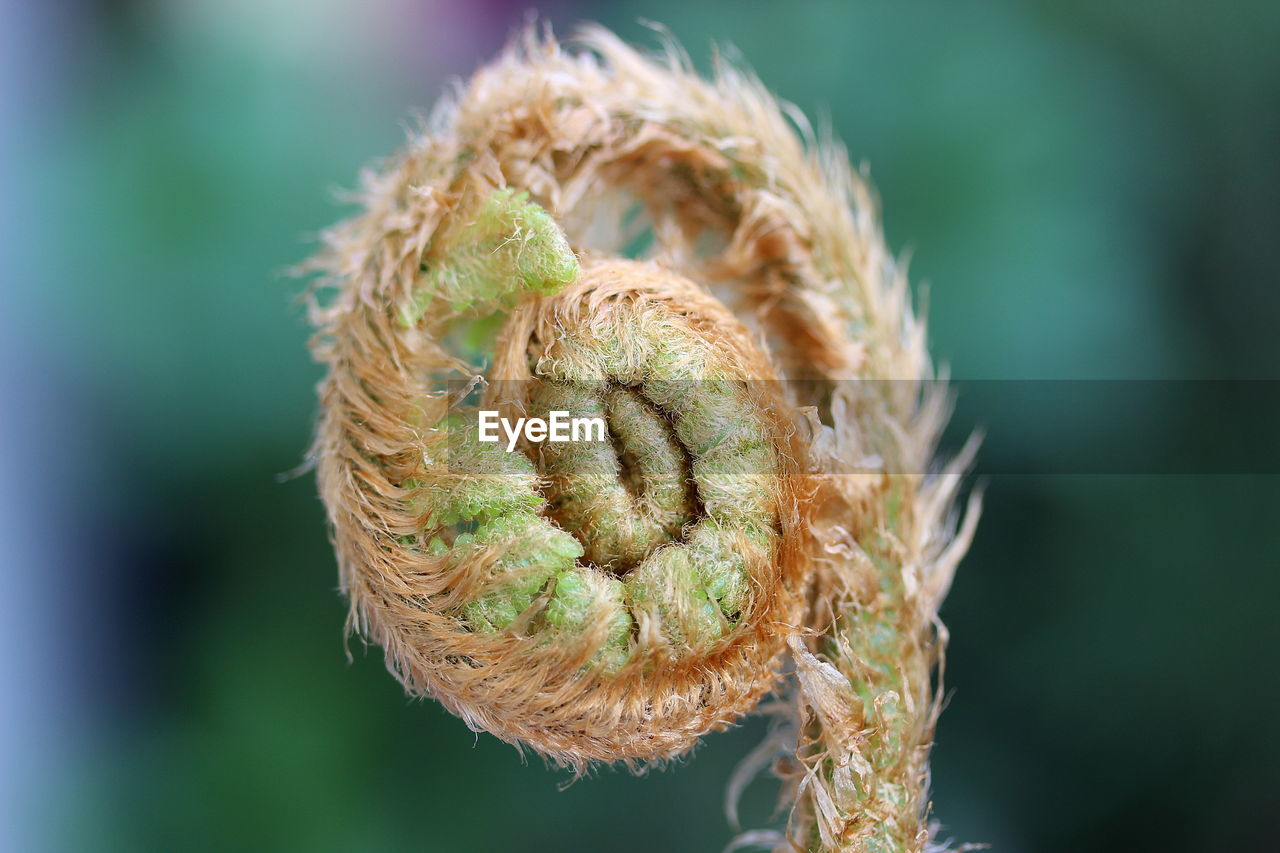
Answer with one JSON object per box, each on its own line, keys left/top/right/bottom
{"left": 532, "top": 381, "right": 698, "bottom": 575}
{"left": 464, "top": 258, "right": 794, "bottom": 651}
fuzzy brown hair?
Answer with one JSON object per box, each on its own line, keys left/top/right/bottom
{"left": 306, "top": 24, "right": 978, "bottom": 853}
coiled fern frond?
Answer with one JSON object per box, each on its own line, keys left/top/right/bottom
{"left": 307, "top": 25, "right": 978, "bottom": 853}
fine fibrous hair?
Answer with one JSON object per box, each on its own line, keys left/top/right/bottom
{"left": 305, "top": 23, "right": 978, "bottom": 853}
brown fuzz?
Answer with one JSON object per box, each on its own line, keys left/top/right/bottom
{"left": 305, "top": 24, "right": 978, "bottom": 852}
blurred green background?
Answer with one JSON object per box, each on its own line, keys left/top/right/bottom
{"left": 3, "top": 1, "right": 1278, "bottom": 851}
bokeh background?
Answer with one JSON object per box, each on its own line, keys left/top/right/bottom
{"left": 3, "top": 1, "right": 1278, "bottom": 851}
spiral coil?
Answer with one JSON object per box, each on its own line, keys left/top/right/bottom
{"left": 308, "top": 26, "right": 976, "bottom": 852}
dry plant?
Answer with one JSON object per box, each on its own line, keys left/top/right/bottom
{"left": 304, "top": 24, "right": 979, "bottom": 853}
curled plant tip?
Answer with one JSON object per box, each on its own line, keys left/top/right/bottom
{"left": 307, "top": 24, "right": 977, "bottom": 853}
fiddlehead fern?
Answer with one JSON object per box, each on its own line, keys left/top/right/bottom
{"left": 307, "top": 25, "right": 977, "bottom": 852}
